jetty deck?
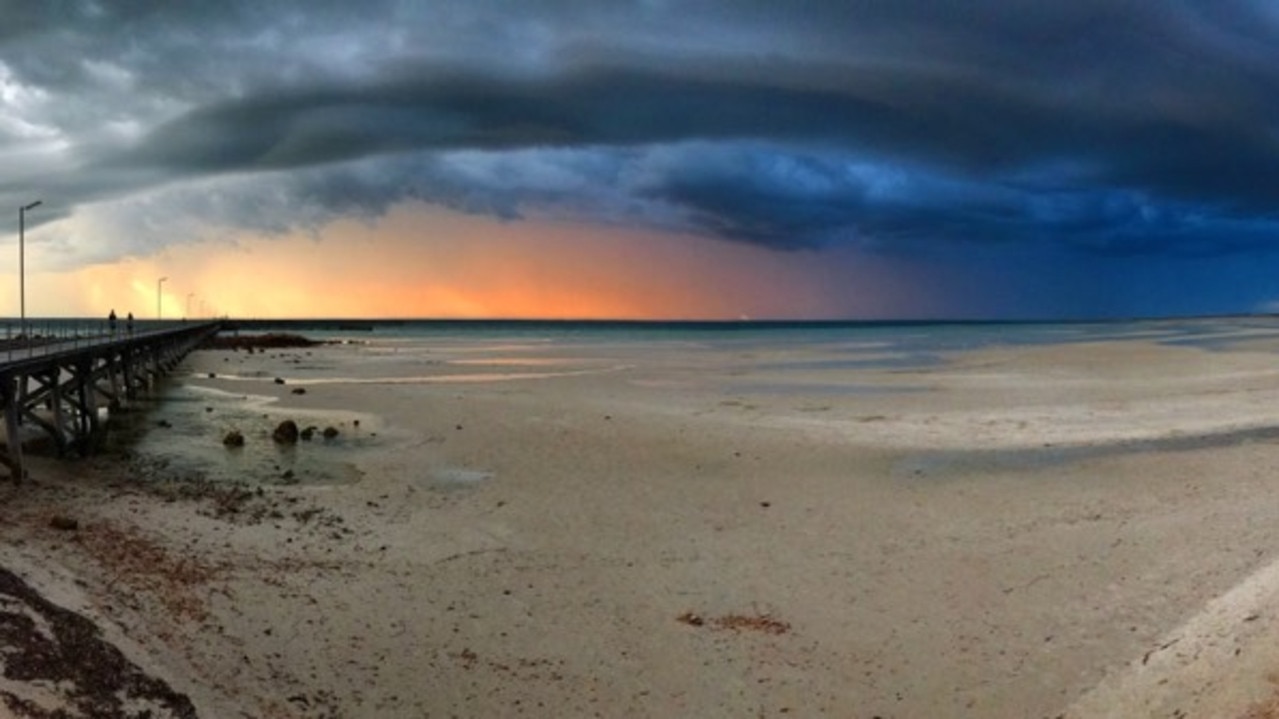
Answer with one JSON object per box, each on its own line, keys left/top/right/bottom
{"left": 0, "top": 321, "right": 222, "bottom": 481}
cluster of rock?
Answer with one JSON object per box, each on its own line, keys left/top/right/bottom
{"left": 200, "top": 332, "right": 322, "bottom": 350}
{"left": 222, "top": 420, "right": 340, "bottom": 447}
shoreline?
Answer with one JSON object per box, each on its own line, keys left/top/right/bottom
{"left": 5, "top": 332, "right": 1279, "bottom": 716}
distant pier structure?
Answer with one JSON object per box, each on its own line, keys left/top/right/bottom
{"left": 0, "top": 321, "right": 221, "bottom": 481}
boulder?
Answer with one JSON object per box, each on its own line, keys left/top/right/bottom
{"left": 273, "top": 420, "right": 300, "bottom": 444}
{"left": 322, "top": 426, "right": 339, "bottom": 440}
{"left": 222, "top": 430, "right": 245, "bottom": 448}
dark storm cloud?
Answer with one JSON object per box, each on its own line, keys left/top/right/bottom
{"left": 6, "top": 0, "right": 1279, "bottom": 260}
{"left": 626, "top": 145, "right": 1259, "bottom": 256}
{"left": 112, "top": 58, "right": 1076, "bottom": 173}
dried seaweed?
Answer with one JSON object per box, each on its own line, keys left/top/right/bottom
{"left": 0, "top": 566, "right": 198, "bottom": 718}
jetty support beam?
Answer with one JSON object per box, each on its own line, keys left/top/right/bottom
{"left": 1, "top": 373, "right": 23, "bottom": 482}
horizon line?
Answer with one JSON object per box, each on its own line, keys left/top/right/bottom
{"left": 3, "top": 312, "right": 1275, "bottom": 325}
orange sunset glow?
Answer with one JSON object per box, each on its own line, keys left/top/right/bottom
{"left": 9, "top": 203, "right": 935, "bottom": 320}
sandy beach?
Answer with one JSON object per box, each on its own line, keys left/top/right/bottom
{"left": 7, "top": 324, "right": 1279, "bottom": 717}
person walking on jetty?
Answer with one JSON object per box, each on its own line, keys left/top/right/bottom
{"left": 126, "top": 312, "right": 134, "bottom": 335}
{"left": 108, "top": 309, "right": 117, "bottom": 336}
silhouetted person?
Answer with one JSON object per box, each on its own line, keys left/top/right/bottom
{"left": 126, "top": 312, "right": 134, "bottom": 335}
{"left": 108, "top": 309, "right": 117, "bottom": 336}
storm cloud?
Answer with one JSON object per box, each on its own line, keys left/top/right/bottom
{"left": 4, "top": 0, "right": 1279, "bottom": 264}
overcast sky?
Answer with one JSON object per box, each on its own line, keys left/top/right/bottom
{"left": 3, "top": 1, "right": 1279, "bottom": 319}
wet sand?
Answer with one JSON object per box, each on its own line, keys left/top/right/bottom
{"left": 6, "top": 330, "right": 1279, "bottom": 717}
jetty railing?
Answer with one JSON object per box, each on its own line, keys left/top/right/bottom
{"left": 0, "top": 321, "right": 223, "bottom": 482}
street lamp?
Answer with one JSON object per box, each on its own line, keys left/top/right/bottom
{"left": 157, "top": 276, "right": 168, "bottom": 320}
{"left": 186, "top": 293, "right": 194, "bottom": 319}
{"left": 18, "top": 200, "right": 41, "bottom": 337}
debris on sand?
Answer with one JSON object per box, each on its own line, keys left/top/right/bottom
{"left": 676, "top": 611, "right": 705, "bottom": 627}
{"left": 48, "top": 515, "right": 79, "bottom": 531}
{"left": 677, "top": 610, "right": 791, "bottom": 635}
{"left": 0, "top": 566, "right": 199, "bottom": 718}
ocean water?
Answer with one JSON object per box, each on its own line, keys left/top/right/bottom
{"left": 229, "top": 315, "right": 1279, "bottom": 367}
{"left": 112, "top": 382, "right": 376, "bottom": 487}
{"left": 12, "top": 314, "right": 1274, "bottom": 358}
{"left": 112, "top": 316, "right": 1279, "bottom": 486}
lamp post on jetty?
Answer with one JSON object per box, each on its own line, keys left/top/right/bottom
{"left": 186, "top": 293, "right": 194, "bottom": 319}
{"left": 18, "top": 200, "right": 41, "bottom": 338}
{"left": 157, "top": 276, "right": 168, "bottom": 321}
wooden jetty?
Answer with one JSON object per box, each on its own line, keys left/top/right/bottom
{"left": 0, "top": 321, "right": 222, "bottom": 481}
